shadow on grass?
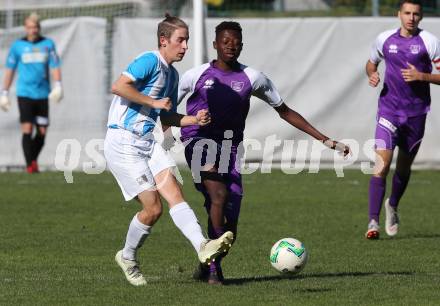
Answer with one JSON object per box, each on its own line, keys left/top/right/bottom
{"left": 225, "top": 271, "right": 414, "bottom": 286}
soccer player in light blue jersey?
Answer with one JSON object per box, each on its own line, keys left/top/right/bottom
{"left": 1, "top": 13, "right": 63, "bottom": 173}
{"left": 104, "top": 14, "right": 234, "bottom": 286}
{"left": 365, "top": 0, "right": 440, "bottom": 239}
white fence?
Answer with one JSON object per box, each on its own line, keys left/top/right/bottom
{"left": 1, "top": 17, "right": 439, "bottom": 170}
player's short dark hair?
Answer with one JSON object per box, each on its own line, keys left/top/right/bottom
{"left": 157, "top": 13, "right": 188, "bottom": 48}
{"left": 215, "top": 21, "right": 242, "bottom": 39}
{"left": 399, "top": 0, "right": 423, "bottom": 11}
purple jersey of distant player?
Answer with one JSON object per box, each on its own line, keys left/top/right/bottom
{"left": 178, "top": 61, "right": 283, "bottom": 144}
{"left": 370, "top": 28, "right": 440, "bottom": 117}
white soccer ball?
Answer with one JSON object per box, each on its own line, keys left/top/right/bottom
{"left": 270, "top": 237, "right": 308, "bottom": 274}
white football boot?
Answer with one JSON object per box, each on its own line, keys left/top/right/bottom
{"left": 198, "top": 231, "right": 234, "bottom": 265}
{"left": 384, "top": 198, "right": 399, "bottom": 237}
{"left": 115, "top": 250, "right": 147, "bottom": 286}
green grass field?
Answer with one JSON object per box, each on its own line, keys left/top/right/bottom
{"left": 1, "top": 170, "right": 439, "bottom": 305}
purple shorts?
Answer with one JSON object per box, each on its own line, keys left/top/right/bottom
{"left": 374, "top": 113, "right": 426, "bottom": 154}
{"left": 184, "top": 138, "right": 243, "bottom": 222}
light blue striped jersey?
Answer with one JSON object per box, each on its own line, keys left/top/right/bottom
{"left": 6, "top": 36, "right": 60, "bottom": 99}
{"left": 107, "top": 51, "right": 179, "bottom": 137}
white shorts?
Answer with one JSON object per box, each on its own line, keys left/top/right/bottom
{"left": 104, "top": 128, "right": 176, "bottom": 201}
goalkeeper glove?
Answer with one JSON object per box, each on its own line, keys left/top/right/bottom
{"left": 49, "top": 81, "right": 63, "bottom": 103}
{"left": 0, "top": 90, "right": 11, "bottom": 112}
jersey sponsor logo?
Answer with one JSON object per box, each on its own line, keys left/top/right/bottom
{"left": 203, "top": 79, "right": 214, "bottom": 89}
{"left": 378, "top": 117, "right": 397, "bottom": 133}
{"left": 231, "top": 81, "right": 244, "bottom": 92}
{"left": 21, "top": 52, "right": 48, "bottom": 63}
{"left": 409, "top": 44, "right": 420, "bottom": 54}
{"left": 388, "top": 44, "right": 398, "bottom": 54}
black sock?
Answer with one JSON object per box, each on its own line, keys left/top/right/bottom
{"left": 32, "top": 133, "right": 45, "bottom": 161}
{"left": 22, "top": 134, "right": 33, "bottom": 166}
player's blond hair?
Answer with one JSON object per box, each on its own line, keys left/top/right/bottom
{"left": 24, "top": 12, "right": 41, "bottom": 27}
{"left": 157, "top": 13, "right": 188, "bottom": 48}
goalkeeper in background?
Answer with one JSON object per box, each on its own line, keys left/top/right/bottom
{"left": 1, "top": 12, "right": 63, "bottom": 173}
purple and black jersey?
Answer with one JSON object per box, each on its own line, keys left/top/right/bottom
{"left": 178, "top": 61, "right": 283, "bottom": 144}
{"left": 370, "top": 28, "right": 440, "bottom": 117}
{"left": 178, "top": 61, "right": 284, "bottom": 222}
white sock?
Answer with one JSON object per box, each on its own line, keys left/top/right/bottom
{"left": 169, "top": 202, "right": 206, "bottom": 252}
{"left": 122, "top": 213, "right": 151, "bottom": 261}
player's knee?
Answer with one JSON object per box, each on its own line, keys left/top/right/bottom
{"left": 211, "top": 189, "right": 229, "bottom": 206}
{"left": 149, "top": 203, "right": 163, "bottom": 220}
{"left": 374, "top": 162, "right": 391, "bottom": 178}
{"left": 378, "top": 166, "right": 390, "bottom": 178}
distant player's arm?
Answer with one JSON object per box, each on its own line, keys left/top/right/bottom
{"left": 51, "top": 67, "right": 62, "bottom": 83}
{"left": 2, "top": 68, "right": 15, "bottom": 91}
{"left": 366, "top": 60, "right": 380, "bottom": 87}
{"left": 366, "top": 32, "right": 386, "bottom": 88}
{"left": 111, "top": 74, "right": 172, "bottom": 110}
{"left": 401, "top": 62, "right": 440, "bottom": 85}
{"left": 406, "top": 33, "right": 440, "bottom": 85}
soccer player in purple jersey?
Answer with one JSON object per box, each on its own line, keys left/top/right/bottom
{"left": 365, "top": 0, "right": 440, "bottom": 239}
{"left": 178, "top": 21, "right": 350, "bottom": 284}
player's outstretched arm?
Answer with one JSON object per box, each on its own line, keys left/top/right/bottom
{"left": 274, "top": 103, "right": 350, "bottom": 156}
{"left": 161, "top": 109, "right": 211, "bottom": 127}
{"left": 111, "top": 75, "right": 172, "bottom": 110}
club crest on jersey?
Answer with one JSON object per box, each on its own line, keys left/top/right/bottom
{"left": 388, "top": 44, "right": 398, "bottom": 54}
{"left": 231, "top": 81, "right": 244, "bottom": 92}
{"left": 409, "top": 44, "right": 420, "bottom": 54}
{"left": 203, "top": 79, "right": 214, "bottom": 89}
{"left": 136, "top": 174, "right": 149, "bottom": 185}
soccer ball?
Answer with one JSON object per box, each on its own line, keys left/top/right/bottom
{"left": 270, "top": 237, "right": 308, "bottom": 274}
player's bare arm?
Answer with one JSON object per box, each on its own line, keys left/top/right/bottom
{"left": 274, "top": 103, "right": 350, "bottom": 156}
{"left": 160, "top": 109, "right": 211, "bottom": 127}
{"left": 2, "top": 68, "right": 15, "bottom": 90}
{"left": 51, "top": 67, "right": 62, "bottom": 82}
{"left": 401, "top": 62, "right": 440, "bottom": 84}
{"left": 366, "top": 60, "right": 380, "bottom": 87}
{"left": 111, "top": 74, "right": 172, "bottom": 110}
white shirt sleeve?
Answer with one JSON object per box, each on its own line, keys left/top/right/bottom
{"left": 244, "top": 66, "right": 283, "bottom": 108}
{"left": 420, "top": 30, "right": 440, "bottom": 71}
{"left": 369, "top": 29, "right": 397, "bottom": 64}
{"left": 177, "top": 63, "right": 210, "bottom": 105}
